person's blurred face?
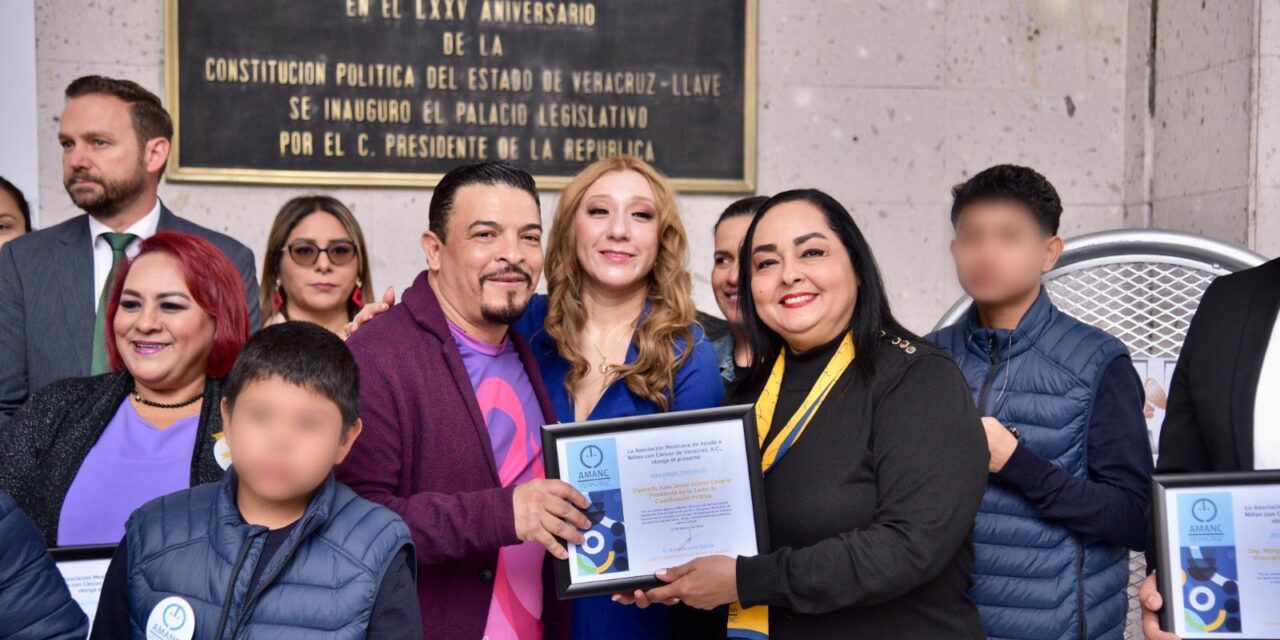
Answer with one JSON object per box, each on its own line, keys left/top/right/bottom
{"left": 221, "top": 376, "right": 360, "bottom": 503}
{"left": 749, "top": 202, "right": 858, "bottom": 352}
{"left": 572, "top": 170, "right": 660, "bottom": 296}
{"left": 422, "top": 184, "right": 543, "bottom": 329}
{"left": 0, "top": 190, "right": 26, "bottom": 250}
{"left": 113, "top": 252, "right": 216, "bottom": 392}
{"left": 58, "top": 94, "right": 162, "bottom": 216}
{"left": 950, "top": 201, "right": 1060, "bottom": 306}
{"left": 712, "top": 215, "right": 752, "bottom": 328}
{"left": 278, "top": 211, "right": 360, "bottom": 319}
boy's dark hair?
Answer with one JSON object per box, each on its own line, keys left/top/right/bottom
{"left": 0, "top": 177, "right": 32, "bottom": 232}
{"left": 64, "top": 75, "right": 174, "bottom": 147}
{"left": 950, "top": 164, "right": 1062, "bottom": 236}
{"left": 713, "top": 195, "right": 769, "bottom": 233}
{"left": 429, "top": 162, "right": 539, "bottom": 242}
{"left": 224, "top": 321, "right": 360, "bottom": 434}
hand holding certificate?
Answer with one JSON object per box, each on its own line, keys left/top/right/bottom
{"left": 542, "top": 405, "right": 769, "bottom": 599}
{"left": 1151, "top": 471, "right": 1280, "bottom": 639}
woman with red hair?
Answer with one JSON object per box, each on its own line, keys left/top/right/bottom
{"left": 0, "top": 232, "right": 250, "bottom": 546}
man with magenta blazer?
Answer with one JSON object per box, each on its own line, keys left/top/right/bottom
{"left": 338, "top": 162, "right": 590, "bottom": 640}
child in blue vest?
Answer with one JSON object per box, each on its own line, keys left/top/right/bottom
{"left": 91, "top": 321, "right": 421, "bottom": 639}
{"left": 927, "top": 165, "right": 1152, "bottom": 640}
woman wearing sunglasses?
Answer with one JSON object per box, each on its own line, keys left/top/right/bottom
{"left": 260, "top": 196, "right": 374, "bottom": 335}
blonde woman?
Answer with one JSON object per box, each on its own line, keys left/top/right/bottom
{"left": 259, "top": 196, "right": 376, "bottom": 335}
{"left": 514, "top": 156, "right": 723, "bottom": 639}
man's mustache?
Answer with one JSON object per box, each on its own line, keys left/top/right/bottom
{"left": 480, "top": 266, "right": 532, "bottom": 284}
{"left": 65, "top": 171, "right": 103, "bottom": 187}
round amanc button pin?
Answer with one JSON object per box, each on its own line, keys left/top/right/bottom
{"left": 146, "top": 596, "right": 195, "bottom": 640}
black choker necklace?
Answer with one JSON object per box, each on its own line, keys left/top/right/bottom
{"left": 132, "top": 388, "right": 203, "bottom": 409}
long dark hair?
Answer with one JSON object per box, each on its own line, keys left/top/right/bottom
{"left": 737, "top": 189, "right": 921, "bottom": 379}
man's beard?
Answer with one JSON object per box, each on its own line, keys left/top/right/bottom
{"left": 64, "top": 162, "right": 146, "bottom": 216}
{"left": 479, "top": 265, "right": 532, "bottom": 325}
{"left": 481, "top": 291, "right": 529, "bottom": 325}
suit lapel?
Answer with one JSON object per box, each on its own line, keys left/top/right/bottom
{"left": 1229, "top": 261, "right": 1280, "bottom": 470}
{"left": 55, "top": 217, "right": 95, "bottom": 374}
{"left": 157, "top": 204, "right": 178, "bottom": 231}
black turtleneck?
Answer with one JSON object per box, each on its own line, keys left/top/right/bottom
{"left": 763, "top": 332, "right": 847, "bottom": 450}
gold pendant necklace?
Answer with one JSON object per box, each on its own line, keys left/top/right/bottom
{"left": 592, "top": 322, "right": 634, "bottom": 375}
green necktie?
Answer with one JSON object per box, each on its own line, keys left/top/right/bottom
{"left": 90, "top": 232, "right": 138, "bottom": 375}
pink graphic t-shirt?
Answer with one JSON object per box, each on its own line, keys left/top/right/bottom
{"left": 448, "top": 320, "right": 548, "bottom": 640}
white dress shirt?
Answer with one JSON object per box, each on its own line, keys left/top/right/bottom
{"left": 1255, "top": 308, "right": 1280, "bottom": 470}
{"left": 86, "top": 199, "right": 162, "bottom": 306}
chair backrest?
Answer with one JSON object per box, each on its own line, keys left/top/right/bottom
{"left": 933, "top": 229, "right": 1266, "bottom": 640}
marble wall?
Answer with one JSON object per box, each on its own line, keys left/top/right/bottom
{"left": 1145, "top": 0, "right": 1280, "bottom": 258}
{"left": 1149, "top": 0, "right": 1256, "bottom": 245}
{"left": 1257, "top": 0, "right": 1280, "bottom": 257}
{"left": 30, "top": 1, "right": 1179, "bottom": 333}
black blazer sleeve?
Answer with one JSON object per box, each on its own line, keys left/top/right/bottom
{"left": 0, "top": 243, "right": 28, "bottom": 424}
{"left": 736, "top": 355, "right": 989, "bottom": 612}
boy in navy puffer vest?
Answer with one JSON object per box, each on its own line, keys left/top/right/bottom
{"left": 91, "top": 321, "right": 421, "bottom": 639}
{"left": 927, "top": 165, "right": 1153, "bottom": 640}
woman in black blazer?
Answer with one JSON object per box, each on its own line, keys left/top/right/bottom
{"left": 0, "top": 232, "right": 249, "bottom": 546}
{"left": 624, "top": 190, "right": 990, "bottom": 639}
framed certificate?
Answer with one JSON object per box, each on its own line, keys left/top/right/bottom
{"left": 542, "top": 405, "right": 769, "bottom": 599}
{"left": 1152, "top": 471, "right": 1280, "bottom": 638}
{"left": 51, "top": 544, "right": 116, "bottom": 627}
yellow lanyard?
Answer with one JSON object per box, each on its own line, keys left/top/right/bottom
{"left": 755, "top": 332, "right": 856, "bottom": 472}
{"left": 729, "top": 332, "right": 855, "bottom": 639}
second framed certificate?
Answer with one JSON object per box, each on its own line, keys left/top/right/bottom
{"left": 1151, "top": 471, "right": 1280, "bottom": 639}
{"left": 543, "top": 405, "right": 769, "bottom": 599}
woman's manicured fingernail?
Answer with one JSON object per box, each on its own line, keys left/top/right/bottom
{"left": 611, "top": 595, "right": 620, "bottom": 602}
{"left": 655, "top": 569, "right": 667, "bottom": 576}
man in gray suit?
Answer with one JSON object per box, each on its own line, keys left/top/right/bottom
{"left": 0, "top": 75, "right": 259, "bottom": 423}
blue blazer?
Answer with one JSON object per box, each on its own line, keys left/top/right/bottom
{"left": 0, "top": 205, "right": 259, "bottom": 423}
{"left": 514, "top": 294, "right": 723, "bottom": 640}
{"left": 515, "top": 294, "right": 724, "bottom": 423}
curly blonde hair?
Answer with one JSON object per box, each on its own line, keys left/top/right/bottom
{"left": 543, "top": 156, "right": 696, "bottom": 411}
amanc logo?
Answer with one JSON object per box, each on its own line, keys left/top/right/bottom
{"left": 1189, "top": 498, "right": 1224, "bottom": 535}
{"left": 580, "top": 444, "right": 604, "bottom": 468}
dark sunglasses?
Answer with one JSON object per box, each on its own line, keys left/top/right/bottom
{"left": 283, "top": 240, "right": 358, "bottom": 267}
